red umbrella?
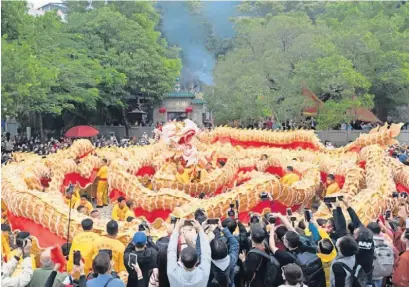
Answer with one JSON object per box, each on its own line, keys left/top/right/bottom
{"left": 65, "top": 125, "right": 99, "bottom": 138}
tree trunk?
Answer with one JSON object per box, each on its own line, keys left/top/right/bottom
{"left": 38, "top": 112, "right": 44, "bottom": 142}
{"left": 121, "top": 107, "right": 130, "bottom": 138}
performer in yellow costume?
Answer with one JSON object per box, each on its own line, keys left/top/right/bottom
{"left": 325, "top": 174, "right": 340, "bottom": 196}
{"left": 280, "top": 166, "right": 300, "bottom": 185}
{"left": 74, "top": 194, "right": 94, "bottom": 215}
{"left": 175, "top": 163, "right": 191, "bottom": 184}
{"left": 90, "top": 220, "right": 126, "bottom": 273}
{"left": 111, "top": 197, "right": 129, "bottom": 221}
{"left": 67, "top": 218, "right": 100, "bottom": 273}
{"left": 96, "top": 159, "right": 108, "bottom": 208}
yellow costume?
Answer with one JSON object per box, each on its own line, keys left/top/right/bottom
{"left": 64, "top": 188, "right": 80, "bottom": 209}
{"left": 90, "top": 235, "right": 126, "bottom": 273}
{"left": 96, "top": 166, "right": 108, "bottom": 206}
{"left": 125, "top": 208, "right": 135, "bottom": 219}
{"left": 67, "top": 231, "right": 101, "bottom": 273}
{"left": 326, "top": 182, "right": 340, "bottom": 196}
{"left": 7, "top": 249, "right": 36, "bottom": 277}
{"left": 75, "top": 200, "right": 94, "bottom": 215}
{"left": 280, "top": 173, "right": 300, "bottom": 185}
{"left": 199, "top": 169, "right": 209, "bottom": 182}
{"left": 111, "top": 205, "right": 129, "bottom": 221}
{"left": 2, "top": 232, "right": 10, "bottom": 258}
{"left": 175, "top": 168, "right": 192, "bottom": 184}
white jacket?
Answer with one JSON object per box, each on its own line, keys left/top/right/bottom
{"left": 1, "top": 256, "right": 33, "bottom": 287}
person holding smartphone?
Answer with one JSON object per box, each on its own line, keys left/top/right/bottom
{"left": 124, "top": 231, "right": 158, "bottom": 287}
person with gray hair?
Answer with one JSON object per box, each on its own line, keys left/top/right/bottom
{"left": 27, "top": 249, "right": 67, "bottom": 287}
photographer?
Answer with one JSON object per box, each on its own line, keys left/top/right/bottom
{"left": 392, "top": 224, "right": 409, "bottom": 287}
{"left": 167, "top": 219, "right": 211, "bottom": 287}
{"left": 196, "top": 221, "right": 239, "bottom": 286}
{"left": 1, "top": 235, "right": 33, "bottom": 287}
{"left": 124, "top": 231, "right": 158, "bottom": 287}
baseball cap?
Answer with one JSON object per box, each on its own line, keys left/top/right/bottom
{"left": 132, "top": 232, "right": 147, "bottom": 246}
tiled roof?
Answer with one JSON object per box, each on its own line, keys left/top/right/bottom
{"left": 191, "top": 99, "right": 205, "bottom": 104}
{"left": 165, "top": 91, "right": 195, "bottom": 98}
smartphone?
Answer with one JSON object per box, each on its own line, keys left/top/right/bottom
{"left": 337, "top": 196, "right": 344, "bottom": 201}
{"left": 170, "top": 216, "right": 179, "bottom": 224}
{"left": 324, "top": 197, "right": 337, "bottom": 203}
{"left": 235, "top": 200, "right": 239, "bottom": 211}
{"left": 207, "top": 218, "right": 219, "bottom": 225}
{"left": 183, "top": 219, "right": 194, "bottom": 226}
{"left": 392, "top": 192, "right": 399, "bottom": 198}
{"left": 260, "top": 192, "right": 269, "bottom": 200}
{"left": 73, "top": 251, "right": 82, "bottom": 266}
{"left": 385, "top": 210, "right": 391, "bottom": 220}
{"left": 286, "top": 208, "right": 293, "bottom": 216}
{"left": 304, "top": 209, "right": 312, "bottom": 222}
{"left": 128, "top": 253, "right": 137, "bottom": 267}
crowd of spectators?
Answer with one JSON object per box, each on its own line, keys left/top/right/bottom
{"left": 2, "top": 194, "right": 409, "bottom": 287}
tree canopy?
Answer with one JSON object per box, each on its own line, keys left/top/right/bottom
{"left": 208, "top": 2, "right": 409, "bottom": 128}
{"left": 1, "top": 1, "right": 181, "bottom": 136}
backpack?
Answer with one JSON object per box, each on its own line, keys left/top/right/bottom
{"left": 338, "top": 263, "right": 364, "bottom": 287}
{"left": 289, "top": 251, "right": 325, "bottom": 287}
{"left": 373, "top": 243, "right": 394, "bottom": 278}
{"left": 248, "top": 249, "right": 280, "bottom": 286}
{"left": 210, "top": 264, "right": 232, "bottom": 287}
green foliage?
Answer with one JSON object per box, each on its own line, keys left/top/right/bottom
{"left": 208, "top": 1, "right": 409, "bottom": 128}
{"left": 1, "top": 1, "right": 181, "bottom": 132}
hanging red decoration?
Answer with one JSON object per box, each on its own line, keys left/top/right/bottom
{"left": 185, "top": 106, "right": 193, "bottom": 113}
{"left": 159, "top": 107, "right": 166, "bottom": 114}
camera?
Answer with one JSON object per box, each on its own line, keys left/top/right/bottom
{"left": 183, "top": 219, "right": 194, "bottom": 227}
{"left": 227, "top": 203, "right": 235, "bottom": 217}
{"left": 249, "top": 212, "right": 260, "bottom": 224}
{"left": 264, "top": 213, "right": 275, "bottom": 224}
{"left": 194, "top": 208, "right": 207, "bottom": 225}
{"left": 207, "top": 218, "right": 219, "bottom": 225}
{"left": 392, "top": 191, "right": 399, "bottom": 198}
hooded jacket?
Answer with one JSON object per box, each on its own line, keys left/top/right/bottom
{"left": 167, "top": 230, "right": 211, "bottom": 287}
{"left": 309, "top": 223, "right": 337, "bottom": 287}
{"left": 124, "top": 243, "right": 158, "bottom": 287}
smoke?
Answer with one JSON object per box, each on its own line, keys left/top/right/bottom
{"left": 158, "top": 1, "right": 239, "bottom": 86}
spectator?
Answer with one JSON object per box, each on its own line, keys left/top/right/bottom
{"left": 27, "top": 249, "right": 67, "bottom": 286}
{"left": 148, "top": 248, "right": 169, "bottom": 287}
{"left": 87, "top": 252, "right": 125, "bottom": 287}
{"left": 279, "top": 263, "right": 308, "bottom": 287}
{"left": 196, "top": 222, "right": 239, "bottom": 286}
{"left": 67, "top": 218, "right": 100, "bottom": 274}
{"left": 367, "top": 222, "right": 395, "bottom": 287}
{"left": 77, "top": 205, "right": 87, "bottom": 215}
{"left": 90, "top": 220, "right": 126, "bottom": 273}
{"left": 239, "top": 225, "right": 274, "bottom": 287}
{"left": 392, "top": 228, "right": 409, "bottom": 287}
{"left": 308, "top": 219, "right": 337, "bottom": 287}
{"left": 167, "top": 219, "right": 211, "bottom": 287}
{"left": 124, "top": 231, "right": 158, "bottom": 287}
{"left": 112, "top": 197, "right": 130, "bottom": 221}
{"left": 1, "top": 235, "right": 33, "bottom": 287}
{"left": 6, "top": 231, "right": 37, "bottom": 276}
{"left": 330, "top": 236, "right": 359, "bottom": 287}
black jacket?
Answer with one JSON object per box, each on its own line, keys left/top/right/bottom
{"left": 124, "top": 243, "right": 158, "bottom": 287}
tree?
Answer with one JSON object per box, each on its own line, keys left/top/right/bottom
{"left": 65, "top": 6, "right": 181, "bottom": 135}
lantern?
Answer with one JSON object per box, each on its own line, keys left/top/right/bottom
{"left": 159, "top": 107, "right": 166, "bottom": 114}
{"left": 185, "top": 106, "right": 193, "bottom": 113}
